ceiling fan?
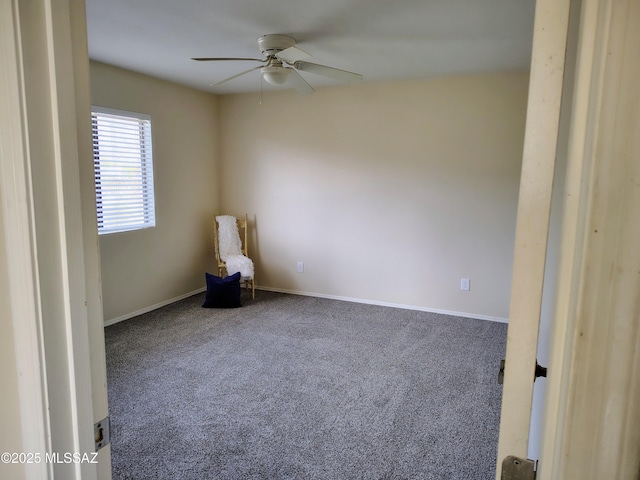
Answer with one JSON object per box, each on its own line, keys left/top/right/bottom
{"left": 192, "top": 34, "right": 363, "bottom": 95}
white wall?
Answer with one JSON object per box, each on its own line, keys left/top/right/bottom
{"left": 219, "top": 73, "right": 529, "bottom": 320}
{"left": 90, "top": 62, "right": 220, "bottom": 322}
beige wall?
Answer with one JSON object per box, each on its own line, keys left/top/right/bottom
{"left": 91, "top": 66, "right": 527, "bottom": 321}
{"left": 90, "top": 62, "right": 220, "bottom": 322}
{"left": 219, "top": 73, "right": 528, "bottom": 320}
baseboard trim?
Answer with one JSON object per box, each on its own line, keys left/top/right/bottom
{"left": 256, "top": 286, "right": 509, "bottom": 324}
{"left": 103, "top": 287, "right": 206, "bottom": 327}
{"left": 104, "top": 285, "right": 508, "bottom": 326}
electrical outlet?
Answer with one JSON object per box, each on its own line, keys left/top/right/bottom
{"left": 297, "top": 261, "right": 304, "bottom": 273}
{"left": 460, "top": 278, "right": 470, "bottom": 291}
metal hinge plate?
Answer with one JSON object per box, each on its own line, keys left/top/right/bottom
{"left": 498, "top": 359, "right": 506, "bottom": 384}
{"left": 94, "top": 416, "right": 110, "bottom": 451}
{"left": 501, "top": 455, "right": 537, "bottom": 480}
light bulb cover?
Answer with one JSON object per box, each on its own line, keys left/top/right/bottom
{"left": 261, "top": 66, "right": 290, "bottom": 85}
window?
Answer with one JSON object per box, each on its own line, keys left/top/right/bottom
{"left": 91, "top": 107, "right": 156, "bottom": 234}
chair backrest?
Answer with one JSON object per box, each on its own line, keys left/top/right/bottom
{"left": 237, "top": 214, "right": 248, "bottom": 257}
{"left": 213, "top": 214, "right": 248, "bottom": 264}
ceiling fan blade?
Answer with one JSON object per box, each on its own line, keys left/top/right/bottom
{"left": 293, "top": 61, "right": 362, "bottom": 83}
{"left": 192, "top": 57, "right": 266, "bottom": 62}
{"left": 275, "top": 46, "right": 311, "bottom": 64}
{"left": 210, "top": 66, "right": 262, "bottom": 87}
{"left": 286, "top": 69, "right": 315, "bottom": 96}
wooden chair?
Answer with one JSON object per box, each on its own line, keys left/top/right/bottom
{"left": 213, "top": 214, "right": 255, "bottom": 299}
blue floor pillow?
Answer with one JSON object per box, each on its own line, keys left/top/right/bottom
{"left": 202, "top": 272, "right": 242, "bottom": 308}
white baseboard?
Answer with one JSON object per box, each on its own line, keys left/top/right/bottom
{"left": 104, "top": 285, "right": 508, "bottom": 327}
{"left": 103, "top": 287, "right": 206, "bottom": 327}
{"left": 256, "top": 286, "right": 509, "bottom": 324}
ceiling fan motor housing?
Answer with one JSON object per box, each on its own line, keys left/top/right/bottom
{"left": 258, "top": 34, "right": 296, "bottom": 57}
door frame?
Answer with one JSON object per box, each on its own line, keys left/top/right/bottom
{"left": 539, "top": 0, "right": 640, "bottom": 477}
{"left": 498, "top": 0, "right": 640, "bottom": 478}
{"left": 0, "top": 2, "right": 50, "bottom": 477}
{"left": 0, "top": 0, "right": 109, "bottom": 478}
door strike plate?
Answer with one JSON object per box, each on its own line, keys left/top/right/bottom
{"left": 501, "top": 455, "right": 536, "bottom": 480}
{"left": 94, "top": 416, "right": 110, "bottom": 451}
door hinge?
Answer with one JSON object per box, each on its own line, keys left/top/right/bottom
{"left": 501, "top": 455, "right": 537, "bottom": 480}
{"left": 94, "top": 416, "right": 110, "bottom": 451}
{"left": 497, "top": 359, "right": 547, "bottom": 385}
{"left": 535, "top": 361, "right": 547, "bottom": 379}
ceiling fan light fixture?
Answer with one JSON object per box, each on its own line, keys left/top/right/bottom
{"left": 261, "top": 66, "right": 290, "bottom": 86}
{"left": 193, "top": 34, "right": 362, "bottom": 95}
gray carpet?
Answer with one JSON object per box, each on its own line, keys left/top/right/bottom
{"left": 105, "top": 291, "right": 506, "bottom": 480}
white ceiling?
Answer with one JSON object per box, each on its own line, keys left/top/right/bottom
{"left": 85, "top": 0, "right": 536, "bottom": 95}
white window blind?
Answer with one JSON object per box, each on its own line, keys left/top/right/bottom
{"left": 92, "top": 107, "right": 155, "bottom": 235}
